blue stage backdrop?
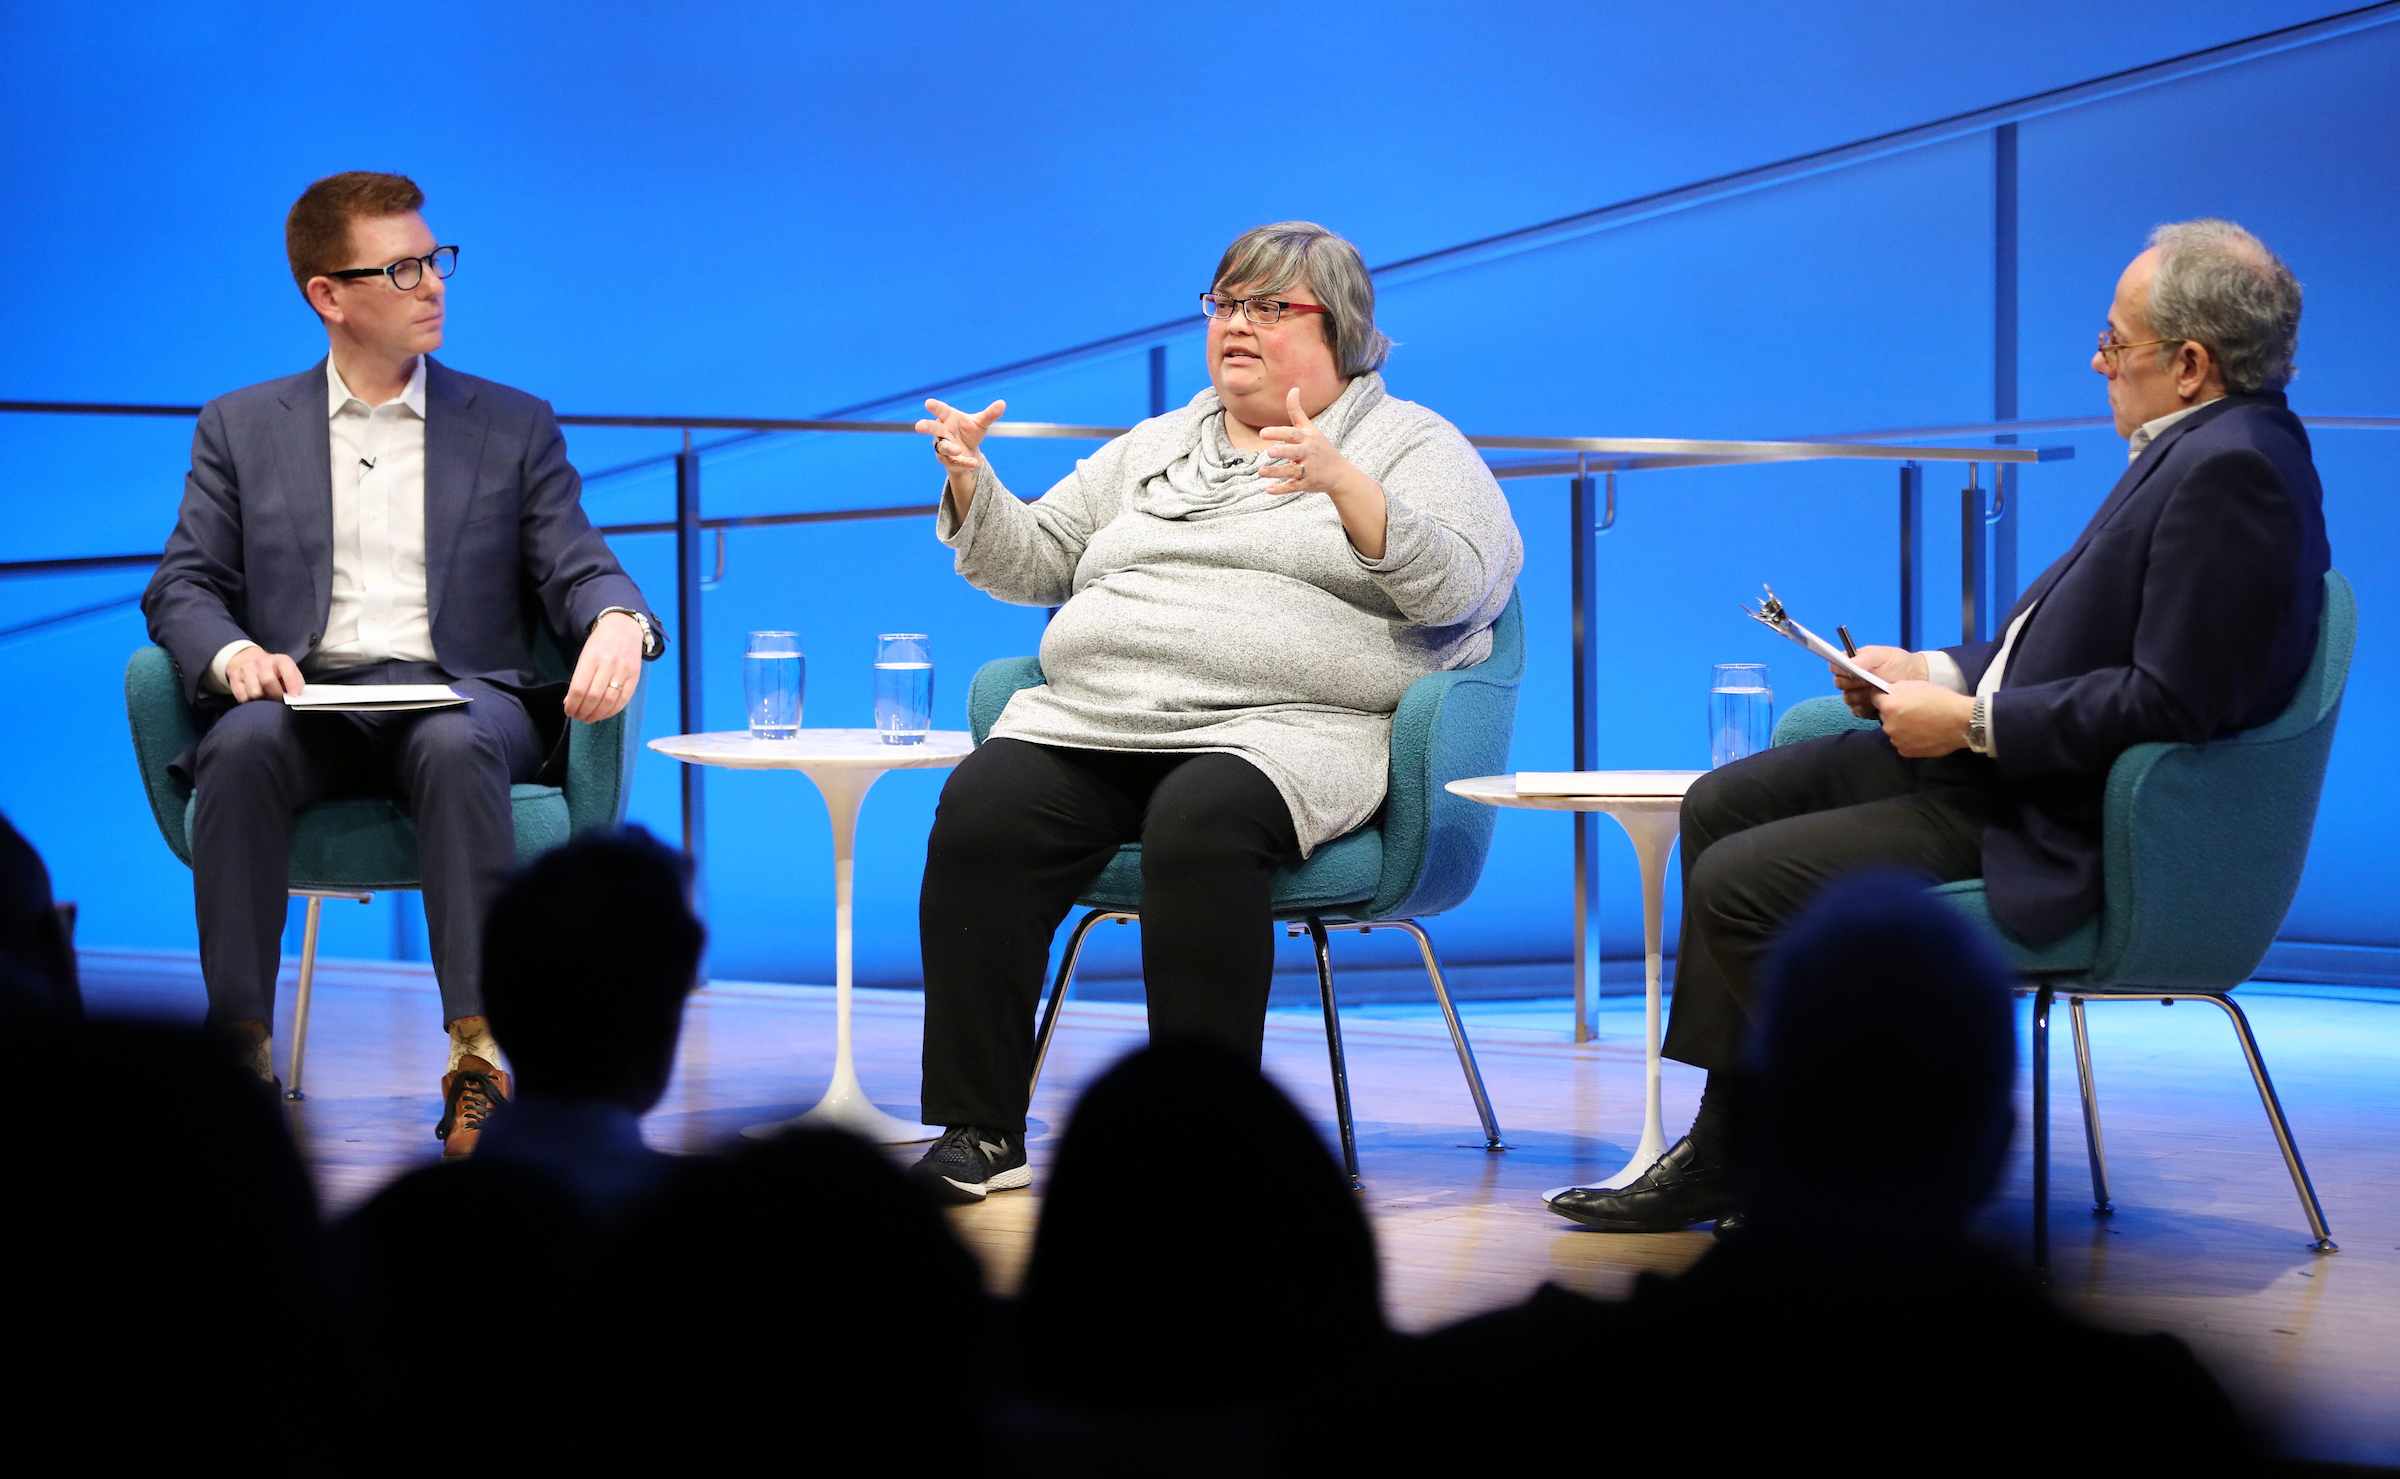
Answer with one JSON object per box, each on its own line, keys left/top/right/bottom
{"left": 2, "top": 3, "right": 2393, "bottom": 992}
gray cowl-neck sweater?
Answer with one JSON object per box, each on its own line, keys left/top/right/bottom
{"left": 937, "top": 372, "right": 1523, "bottom": 853}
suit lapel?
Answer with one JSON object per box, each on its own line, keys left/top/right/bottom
{"left": 272, "top": 362, "right": 336, "bottom": 637}
{"left": 421, "top": 358, "right": 489, "bottom": 634}
{"left": 2005, "top": 397, "right": 2244, "bottom": 620}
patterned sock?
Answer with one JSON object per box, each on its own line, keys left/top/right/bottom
{"left": 447, "top": 1020, "right": 504, "bottom": 1074}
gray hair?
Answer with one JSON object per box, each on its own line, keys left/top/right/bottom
{"left": 1212, "top": 221, "right": 1392, "bottom": 379}
{"left": 2144, "top": 219, "right": 2302, "bottom": 394}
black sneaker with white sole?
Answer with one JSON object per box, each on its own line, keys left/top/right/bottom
{"left": 909, "top": 1125, "right": 1030, "bottom": 1205}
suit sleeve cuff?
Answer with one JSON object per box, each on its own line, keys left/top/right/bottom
{"left": 1921, "top": 650, "right": 1969, "bottom": 694}
{"left": 206, "top": 640, "right": 258, "bottom": 695}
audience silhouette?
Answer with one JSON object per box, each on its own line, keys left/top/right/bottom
{"left": 1331, "top": 871, "right": 2256, "bottom": 1471}
{"left": 330, "top": 826, "right": 703, "bottom": 1471}
{"left": 575, "top": 1126, "right": 990, "bottom": 1472}
{"left": 0, "top": 1021, "right": 323, "bottom": 1467}
{"left": 1000, "top": 1038, "right": 1386, "bottom": 1473}
{"left": 0, "top": 809, "right": 80, "bottom": 1018}
{"left": 19, "top": 802, "right": 2287, "bottom": 1472}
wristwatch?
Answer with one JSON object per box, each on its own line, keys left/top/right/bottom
{"left": 1966, "top": 695, "right": 1992, "bottom": 756}
{"left": 595, "top": 607, "right": 662, "bottom": 660}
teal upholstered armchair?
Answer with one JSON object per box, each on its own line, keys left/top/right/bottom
{"left": 124, "top": 631, "right": 645, "bottom": 1097}
{"left": 1770, "top": 570, "right": 2354, "bottom": 1264}
{"left": 967, "top": 590, "right": 1526, "bottom": 1184}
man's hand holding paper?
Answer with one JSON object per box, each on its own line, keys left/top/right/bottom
{"left": 1832, "top": 645, "right": 1921, "bottom": 718}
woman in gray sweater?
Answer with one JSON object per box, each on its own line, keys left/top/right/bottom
{"left": 908, "top": 222, "right": 1523, "bottom": 1203}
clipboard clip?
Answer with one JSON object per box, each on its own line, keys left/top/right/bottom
{"left": 1739, "top": 583, "right": 1790, "bottom": 631}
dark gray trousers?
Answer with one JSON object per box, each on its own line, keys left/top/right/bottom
{"left": 1660, "top": 727, "right": 2000, "bottom": 1071}
{"left": 188, "top": 659, "right": 546, "bottom": 1027}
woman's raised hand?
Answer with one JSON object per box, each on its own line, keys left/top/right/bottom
{"left": 1261, "top": 387, "right": 1354, "bottom": 497}
{"left": 917, "top": 398, "right": 1006, "bottom": 492}
{"left": 1262, "top": 386, "right": 1389, "bottom": 559}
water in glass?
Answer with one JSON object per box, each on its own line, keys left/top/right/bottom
{"left": 1709, "top": 662, "right": 1772, "bottom": 768}
{"left": 875, "top": 633, "right": 933, "bottom": 744}
{"left": 745, "top": 631, "right": 804, "bottom": 740}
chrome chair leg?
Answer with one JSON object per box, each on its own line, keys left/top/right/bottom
{"left": 2068, "top": 996, "right": 2113, "bottom": 1213}
{"left": 1306, "top": 918, "right": 1362, "bottom": 1189}
{"left": 286, "top": 897, "right": 326, "bottom": 1102}
{"left": 1028, "top": 908, "right": 1130, "bottom": 1099}
{"left": 281, "top": 887, "right": 373, "bottom": 1102}
{"left": 2197, "top": 992, "right": 2337, "bottom": 1251}
{"left": 1384, "top": 918, "right": 1505, "bottom": 1151}
{"left": 2031, "top": 983, "right": 2053, "bottom": 1273}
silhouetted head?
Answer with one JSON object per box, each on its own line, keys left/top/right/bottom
{"left": 1740, "top": 871, "right": 2017, "bottom": 1243}
{"left": 482, "top": 827, "right": 702, "bottom": 1111}
{"left": 0, "top": 811, "right": 79, "bottom": 1019}
{"left": 1017, "top": 1039, "right": 1384, "bottom": 1412}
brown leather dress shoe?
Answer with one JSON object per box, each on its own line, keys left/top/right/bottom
{"left": 436, "top": 1055, "right": 512, "bottom": 1159}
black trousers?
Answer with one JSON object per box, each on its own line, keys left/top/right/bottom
{"left": 918, "top": 738, "right": 1302, "bottom": 1132}
{"left": 188, "top": 659, "right": 547, "bottom": 1028}
{"left": 1660, "top": 727, "right": 2000, "bottom": 1071}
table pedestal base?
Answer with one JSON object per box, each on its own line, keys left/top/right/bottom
{"left": 742, "top": 1075, "right": 941, "bottom": 1145}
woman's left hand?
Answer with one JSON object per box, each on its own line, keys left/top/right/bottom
{"left": 1261, "top": 387, "right": 1357, "bottom": 497}
{"left": 1262, "top": 387, "right": 1388, "bottom": 558}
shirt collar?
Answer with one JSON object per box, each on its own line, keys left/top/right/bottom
{"left": 2126, "top": 395, "right": 2220, "bottom": 463}
{"left": 325, "top": 354, "right": 429, "bottom": 420}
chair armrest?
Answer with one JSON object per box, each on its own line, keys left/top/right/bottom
{"left": 565, "top": 677, "right": 646, "bottom": 836}
{"left": 124, "top": 646, "right": 200, "bottom": 866}
{"left": 969, "top": 657, "right": 1045, "bottom": 745}
{"left": 1773, "top": 694, "right": 1879, "bottom": 747}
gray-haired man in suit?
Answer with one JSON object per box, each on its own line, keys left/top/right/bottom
{"left": 142, "top": 172, "right": 664, "bottom": 1155}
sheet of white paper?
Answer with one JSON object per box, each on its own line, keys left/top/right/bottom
{"left": 1515, "top": 772, "right": 1696, "bottom": 797}
{"left": 283, "top": 684, "right": 468, "bottom": 712}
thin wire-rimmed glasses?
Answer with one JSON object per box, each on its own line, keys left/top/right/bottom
{"left": 1200, "top": 292, "right": 1329, "bottom": 326}
{"left": 329, "top": 246, "right": 460, "bottom": 291}
{"left": 2095, "top": 327, "right": 2178, "bottom": 373}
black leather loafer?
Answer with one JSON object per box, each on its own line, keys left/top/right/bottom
{"left": 1547, "top": 1136, "right": 1733, "bottom": 1232}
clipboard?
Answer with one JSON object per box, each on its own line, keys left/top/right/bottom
{"left": 1740, "top": 586, "right": 1892, "bottom": 694}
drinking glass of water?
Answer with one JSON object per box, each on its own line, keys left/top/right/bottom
{"left": 745, "top": 631, "right": 804, "bottom": 740}
{"left": 1709, "top": 662, "right": 1773, "bottom": 768}
{"left": 875, "top": 633, "right": 933, "bottom": 744}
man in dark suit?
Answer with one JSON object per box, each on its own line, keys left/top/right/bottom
{"left": 1556, "top": 217, "right": 2328, "bottom": 1232}
{"left": 142, "top": 172, "right": 663, "bottom": 1153}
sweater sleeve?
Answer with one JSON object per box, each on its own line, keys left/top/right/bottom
{"left": 1351, "top": 418, "right": 1523, "bottom": 631}
{"left": 936, "top": 436, "right": 1131, "bottom": 608}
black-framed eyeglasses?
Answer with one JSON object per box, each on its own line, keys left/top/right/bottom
{"left": 329, "top": 245, "right": 459, "bottom": 291}
{"left": 1200, "top": 291, "right": 1329, "bottom": 326}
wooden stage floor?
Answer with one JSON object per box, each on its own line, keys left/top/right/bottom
{"left": 80, "top": 951, "right": 2400, "bottom": 1467}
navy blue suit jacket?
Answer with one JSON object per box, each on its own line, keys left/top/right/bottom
{"left": 142, "top": 358, "right": 661, "bottom": 720}
{"left": 1941, "top": 391, "right": 2329, "bottom": 944}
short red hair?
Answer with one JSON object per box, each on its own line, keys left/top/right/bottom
{"left": 285, "top": 172, "right": 424, "bottom": 298}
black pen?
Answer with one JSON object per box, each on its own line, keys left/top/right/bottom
{"left": 1837, "top": 625, "right": 1859, "bottom": 657}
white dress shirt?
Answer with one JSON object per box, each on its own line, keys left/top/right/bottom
{"left": 207, "top": 355, "right": 435, "bottom": 689}
{"left": 1918, "top": 398, "right": 2220, "bottom": 755}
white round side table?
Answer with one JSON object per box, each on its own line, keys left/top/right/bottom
{"left": 649, "top": 728, "right": 975, "bottom": 1144}
{"left": 1446, "top": 770, "right": 1704, "bottom": 1193}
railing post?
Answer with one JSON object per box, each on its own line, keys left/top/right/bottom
{"left": 1899, "top": 462, "right": 1923, "bottom": 651}
{"left": 675, "top": 431, "right": 706, "bottom": 907}
{"left": 1993, "top": 121, "right": 2021, "bottom": 617}
{"left": 1570, "top": 464, "right": 1600, "bottom": 1043}
{"left": 1961, "top": 463, "right": 1990, "bottom": 644}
